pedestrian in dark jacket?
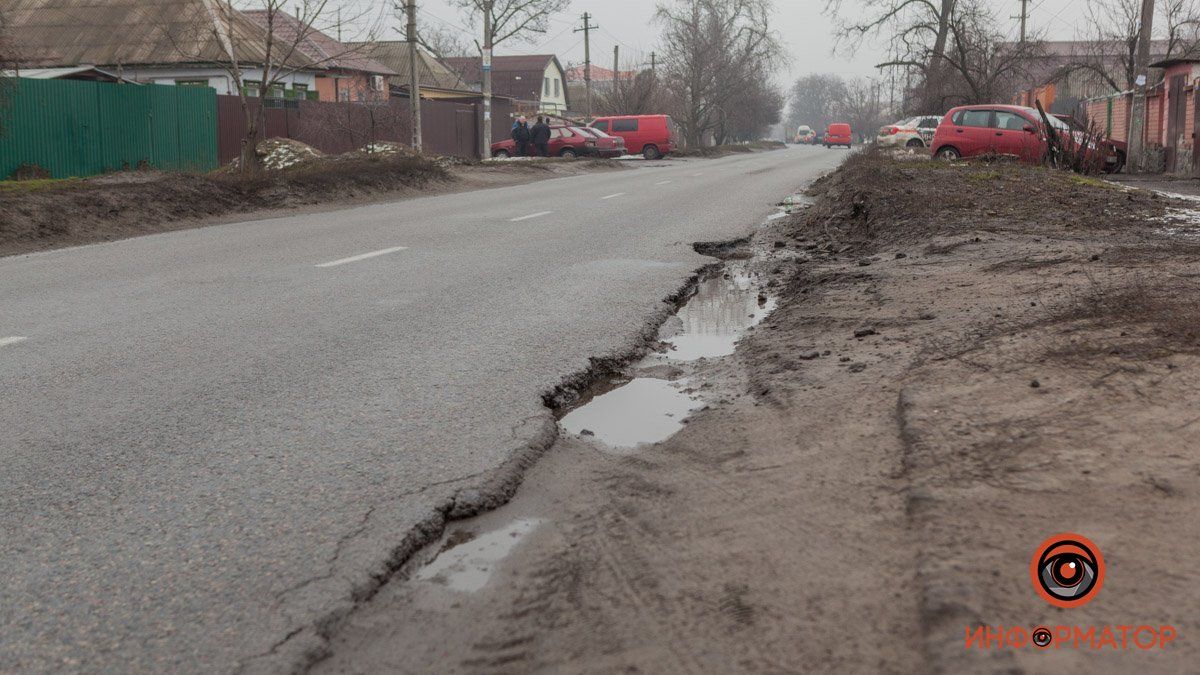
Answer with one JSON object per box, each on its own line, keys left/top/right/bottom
{"left": 531, "top": 116, "right": 552, "bottom": 157}
{"left": 511, "top": 118, "right": 531, "bottom": 157}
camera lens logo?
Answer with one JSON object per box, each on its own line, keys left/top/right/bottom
{"left": 1031, "top": 626, "right": 1054, "bottom": 648}
{"left": 1031, "top": 533, "right": 1105, "bottom": 608}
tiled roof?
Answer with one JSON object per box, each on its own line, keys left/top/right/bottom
{"left": 241, "top": 10, "right": 394, "bottom": 76}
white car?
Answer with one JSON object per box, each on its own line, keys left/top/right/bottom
{"left": 876, "top": 115, "right": 941, "bottom": 149}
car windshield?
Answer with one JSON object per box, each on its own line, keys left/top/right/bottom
{"left": 894, "top": 117, "right": 917, "bottom": 128}
{"left": 1015, "top": 107, "right": 1071, "bottom": 131}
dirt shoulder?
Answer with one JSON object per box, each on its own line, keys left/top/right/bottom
{"left": 313, "top": 153, "right": 1199, "bottom": 674}
{"left": 0, "top": 156, "right": 623, "bottom": 258}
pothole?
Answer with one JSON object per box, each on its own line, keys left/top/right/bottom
{"left": 413, "top": 518, "right": 543, "bottom": 592}
{"left": 641, "top": 261, "right": 777, "bottom": 363}
{"left": 559, "top": 377, "right": 701, "bottom": 451}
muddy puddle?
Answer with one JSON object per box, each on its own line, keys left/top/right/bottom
{"left": 559, "top": 378, "right": 701, "bottom": 450}
{"left": 414, "top": 518, "right": 543, "bottom": 592}
{"left": 643, "top": 262, "right": 776, "bottom": 363}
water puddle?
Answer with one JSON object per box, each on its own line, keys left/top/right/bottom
{"left": 559, "top": 378, "right": 701, "bottom": 450}
{"left": 414, "top": 518, "right": 543, "bottom": 592}
{"left": 644, "top": 263, "right": 777, "bottom": 362}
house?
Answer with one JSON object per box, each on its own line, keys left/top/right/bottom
{"left": 3, "top": 0, "right": 322, "bottom": 99}
{"left": 242, "top": 11, "right": 394, "bottom": 103}
{"left": 1010, "top": 39, "right": 1172, "bottom": 114}
{"left": 348, "top": 41, "right": 483, "bottom": 101}
{"left": 443, "top": 54, "right": 569, "bottom": 114}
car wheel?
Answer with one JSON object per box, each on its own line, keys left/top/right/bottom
{"left": 936, "top": 146, "right": 961, "bottom": 160}
{"left": 906, "top": 138, "right": 924, "bottom": 148}
{"left": 493, "top": 149, "right": 509, "bottom": 158}
{"left": 643, "top": 145, "right": 661, "bottom": 160}
{"left": 560, "top": 148, "right": 577, "bottom": 159}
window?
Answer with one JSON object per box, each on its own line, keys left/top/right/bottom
{"left": 292, "top": 83, "right": 308, "bottom": 96}
{"left": 544, "top": 77, "right": 550, "bottom": 96}
{"left": 919, "top": 117, "right": 940, "bottom": 129}
{"left": 612, "top": 118, "right": 639, "bottom": 132}
{"left": 243, "top": 80, "right": 262, "bottom": 97}
{"left": 267, "top": 83, "right": 285, "bottom": 99}
{"left": 992, "top": 111, "right": 1029, "bottom": 131}
{"left": 954, "top": 109, "right": 991, "bottom": 127}
{"left": 554, "top": 78, "right": 560, "bottom": 97}
{"left": 175, "top": 79, "right": 208, "bottom": 87}
{"left": 551, "top": 127, "right": 573, "bottom": 138}
{"left": 593, "top": 120, "right": 609, "bottom": 132}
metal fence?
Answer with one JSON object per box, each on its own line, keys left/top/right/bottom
{"left": 0, "top": 78, "right": 217, "bottom": 179}
{"left": 216, "top": 95, "right": 516, "bottom": 164}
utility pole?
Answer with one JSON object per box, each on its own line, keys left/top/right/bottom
{"left": 613, "top": 45, "right": 619, "bottom": 90}
{"left": 574, "top": 12, "right": 598, "bottom": 117}
{"left": 1128, "top": 0, "right": 1155, "bottom": 173}
{"left": 482, "top": 0, "right": 493, "bottom": 158}
{"left": 1018, "top": 0, "right": 1029, "bottom": 43}
{"left": 650, "top": 51, "right": 656, "bottom": 73}
{"left": 406, "top": 0, "right": 422, "bottom": 152}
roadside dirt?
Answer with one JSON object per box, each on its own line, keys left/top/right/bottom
{"left": 0, "top": 156, "right": 622, "bottom": 258}
{"left": 312, "top": 152, "right": 1200, "bottom": 674}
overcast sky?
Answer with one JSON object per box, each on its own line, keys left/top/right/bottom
{"left": 331, "top": 0, "right": 1084, "bottom": 83}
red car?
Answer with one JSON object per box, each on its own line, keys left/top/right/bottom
{"left": 491, "top": 125, "right": 625, "bottom": 159}
{"left": 824, "top": 123, "right": 852, "bottom": 148}
{"left": 931, "top": 104, "right": 1102, "bottom": 167}
{"left": 590, "top": 115, "right": 676, "bottom": 159}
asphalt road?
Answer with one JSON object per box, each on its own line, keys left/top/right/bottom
{"left": 0, "top": 146, "right": 845, "bottom": 673}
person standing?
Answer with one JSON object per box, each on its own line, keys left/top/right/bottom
{"left": 531, "top": 116, "right": 552, "bottom": 157}
{"left": 512, "top": 117, "right": 531, "bottom": 157}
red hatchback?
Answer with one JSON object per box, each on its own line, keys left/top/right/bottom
{"left": 491, "top": 125, "right": 626, "bottom": 159}
{"left": 931, "top": 104, "right": 1079, "bottom": 164}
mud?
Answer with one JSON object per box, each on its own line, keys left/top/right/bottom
{"left": 315, "top": 152, "right": 1200, "bottom": 674}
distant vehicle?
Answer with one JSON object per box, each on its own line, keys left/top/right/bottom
{"left": 824, "top": 123, "right": 852, "bottom": 148}
{"left": 930, "top": 105, "right": 1101, "bottom": 167}
{"left": 492, "top": 125, "right": 626, "bottom": 159}
{"left": 590, "top": 115, "right": 676, "bottom": 159}
{"left": 876, "top": 115, "right": 941, "bottom": 149}
{"left": 1053, "top": 114, "right": 1126, "bottom": 173}
{"left": 794, "top": 125, "right": 817, "bottom": 144}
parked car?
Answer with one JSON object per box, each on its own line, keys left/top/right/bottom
{"left": 1053, "top": 114, "right": 1127, "bottom": 173}
{"left": 491, "top": 125, "right": 625, "bottom": 159}
{"left": 931, "top": 105, "right": 1106, "bottom": 168}
{"left": 876, "top": 115, "right": 941, "bottom": 149}
{"left": 824, "top": 123, "right": 853, "bottom": 148}
{"left": 794, "top": 125, "right": 817, "bottom": 144}
{"left": 590, "top": 115, "right": 676, "bottom": 159}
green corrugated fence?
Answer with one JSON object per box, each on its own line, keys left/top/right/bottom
{"left": 0, "top": 78, "right": 218, "bottom": 179}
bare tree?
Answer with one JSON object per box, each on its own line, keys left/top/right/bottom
{"left": 1064, "top": 0, "right": 1200, "bottom": 92}
{"left": 787, "top": 73, "right": 849, "bottom": 132}
{"left": 655, "top": 0, "right": 786, "bottom": 147}
{"left": 840, "top": 78, "right": 889, "bottom": 142}
{"left": 599, "top": 69, "right": 663, "bottom": 116}
{"left": 451, "top": 0, "right": 573, "bottom": 49}
{"left": 393, "top": 3, "right": 473, "bottom": 57}
{"left": 0, "top": 8, "right": 18, "bottom": 138}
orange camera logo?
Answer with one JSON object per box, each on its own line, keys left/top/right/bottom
{"left": 1031, "top": 533, "right": 1105, "bottom": 608}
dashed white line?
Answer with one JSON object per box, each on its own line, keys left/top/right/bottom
{"left": 601, "top": 192, "right": 626, "bottom": 200}
{"left": 315, "top": 246, "right": 409, "bottom": 268}
{"left": 0, "top": 336, "right": 28, "bottom": 348}
{"left": 655, "top": 180, "right": 673, "bottom": 186}
{"left": 509, "top": 211, "right": 553, "bottom": 222}
{"left": 691, "top": 172, "right": 704, "bottom": 177}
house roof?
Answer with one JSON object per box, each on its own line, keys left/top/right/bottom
{"left": 346, "top": 40, "right": 466, "bottom": 90}
{"left": 442, "top": 54, "right": 567, "bottom": 104}
{"left": 2, "top": 65, "right": 135, "bottom": 82}
{"left": 241, "top": 11, "right": 394, "bottom": 76}
{"left": 3, "top": 0, "right": 315, "bottom": 69}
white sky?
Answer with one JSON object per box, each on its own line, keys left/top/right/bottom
{"left": 332, "top": 0, "right": 1084, "bottom": 83}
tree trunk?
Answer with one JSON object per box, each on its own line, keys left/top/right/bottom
{"left": 239, "top": 96, "right": 261, "bottom": 174}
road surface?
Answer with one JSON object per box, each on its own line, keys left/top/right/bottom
{"left": 0, "top": 146, "right": 844, "bottom": 673}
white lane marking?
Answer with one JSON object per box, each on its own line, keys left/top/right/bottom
{"left": 509, "top": 211, "right": 553, "bottom": 222}
{"left": 315, "top": 246, "right": 409, "bottom": 268}
{"left": 691, "top": 172, "right": 703, "bottom": 177}
{"left": 655, "top": 180, "right": 673, "bottom": 185}
{"left": 0, "top": 336, "right": 28, "bottom": 348}
{"left": 601, "top": 192, "right": 626, "bottom": 200}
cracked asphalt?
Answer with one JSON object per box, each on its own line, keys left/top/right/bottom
{"left": 0, "top": 146, "right": 844, "bottom": 673}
